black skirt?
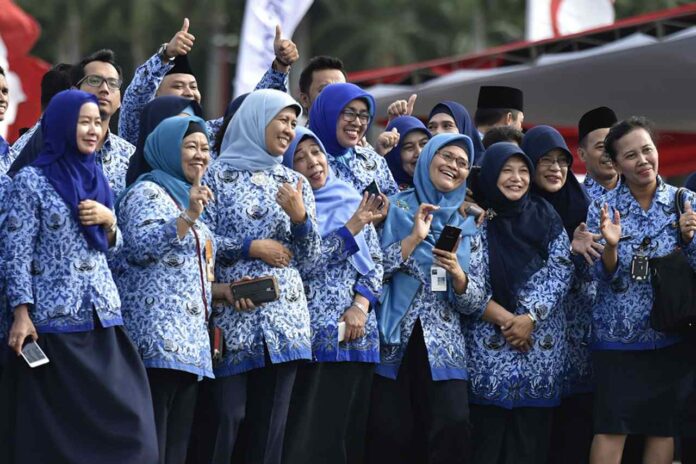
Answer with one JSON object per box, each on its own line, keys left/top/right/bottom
{"left": 593, "top": 343, "right": 694, "bottom": 436}
{"left": 0, "top": 324, "right": 158, "bottom": 464}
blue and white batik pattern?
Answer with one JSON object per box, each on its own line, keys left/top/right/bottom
{"left": 3, "top": 167, "right": 122, "bottom": 334}
{"left": 116, "top": 181, "right": 215, "bottom": 378}
{"left": 329, "top": 145, "right": 399, "bottom": 197}
{"left": 466, "top": 222, "right": 573, "bottom": 408}
{"left": 586, "top": 178, "right": 696, "bottom": 350}
{"left": 201, "top": 161, "right": 321, "bottom": 377}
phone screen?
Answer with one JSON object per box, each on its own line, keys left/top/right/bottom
{"left": 21, "top": 341, "right": 50, "bottom": 368}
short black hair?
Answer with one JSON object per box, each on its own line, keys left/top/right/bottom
{"left": 70, "top": 49, "right": 122, "bottom": 86}
{"left": 41, "top": 63, "right": 73, "bottom": 110}
{"left": 482, "top": 126, "right": 524, "bottom": 149}
{"left": 299, "top": 56, "right": 346, "bottom": 95}
{"left": 474, "top": 108, "right": 521, "bottom": 128}
{"left": 604, "top": 116, "right": 656, "bottom": 162}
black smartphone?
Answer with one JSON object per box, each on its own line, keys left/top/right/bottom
{"left": 230, "top": 276, "right": 280, "bottom": 305}
{"left": 434, "top": 225, "right": 462, "bottom": 252}
{"left": 363, "top": 180, "right": 381, "bottom": 197}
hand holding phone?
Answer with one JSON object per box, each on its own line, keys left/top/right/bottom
{"left": 21, "top": 341, "right": 50, "bottom": 368}
{"left": 434, "top": 225, "right": 462, "bottom": 252}
{"left": 229, "top": 276, "right": 280, "bottom": 308}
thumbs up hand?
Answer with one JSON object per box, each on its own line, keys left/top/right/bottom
{"left": 679, "top": 199, "right": 696, "bottom": 243}
{"left": 375, "top": 127, "right": 401, "bottom": 156}
{"left": 386, "top": 94, "right": 418, "bottom": 121}
{"left": 164, "top": 18, "right": 196, "bottom": 60}
{"left": 273, "top": 24, "right": 299, "bottom": 71}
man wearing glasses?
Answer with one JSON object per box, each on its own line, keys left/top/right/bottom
{"left": 67, "top": 49, "right": 133, "bottom": 197}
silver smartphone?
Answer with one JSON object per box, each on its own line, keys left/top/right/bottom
{"left": 21, "top": 341, "right": 50, "bottom": 368}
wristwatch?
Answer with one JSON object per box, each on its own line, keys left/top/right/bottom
{"left": 158, "top": 43, "right": 173, "bottom": 62}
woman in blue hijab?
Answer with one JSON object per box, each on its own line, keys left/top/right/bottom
{"left": 521, "top": 125, "right": 595, "bottom": 464}
{"left": 281, "top": 126, "right": 384, "bottom": 464}
{"left": 464, "top": 142, "right": 573, "bottom": 464}
{"left": 428, "top": 100, "right": 485, "bottom": 163}
{"left": 125, "top": 95, "right": 204, "bottom": 186}
{"left": 384, "top": 115, "right": 431, "bottom": 191}
{"left": 192, "top": 89, "right": 321, "bottom": 464}
{"left": 1, "top": 90, "right": 158, "bottom": 463}
{"left": 365, "top": 133, "right": 486, "bottom": 463}
{"left": 309, "top": 82, "right": 398, "bottom": 197}
{"left": 116, "top": 114, "right": 221, "bottom": 464}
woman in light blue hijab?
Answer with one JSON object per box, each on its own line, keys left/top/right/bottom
{"left": 365, "top": 133, "right": 487, "bottom": 463}
{"left": 116, "top": 114, "right": 219, "bottom": 464}
{"left": 281, "top": 126, "right": 384, "bottom": 463}
{"left": 193, "top": 89, "right": 322, "bottom": 464}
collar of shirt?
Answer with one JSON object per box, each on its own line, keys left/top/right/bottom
{"left": 615, "top": 176, "right": 671, "bottom": 216}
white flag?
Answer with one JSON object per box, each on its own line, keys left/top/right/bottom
{"left": 234, "top": 0, "right": 313, "bottom": 97}
{"left": 526, "top": 0, "right": 615, "bottom": 41}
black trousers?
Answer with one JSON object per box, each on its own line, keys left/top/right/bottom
{"left": 548, "top": 393, "right": 593, "bottom": 464}
{"left": 147, "top": 368, "right": 199, "bottom": 464}
{"left": 188, "top": 358, "right": 297, "bottom": 464}
{"left": 284, "top": 361, "right": 375, "bottom": 464}
{"left": 365, "top": 320, "right": 472, "bottom": 464}
{"left": 470, "top": 404, "right": 552, "bottom": 464}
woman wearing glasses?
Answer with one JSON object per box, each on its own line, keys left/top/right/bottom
{"left": 465, "top": 142, "right": 573, "bottom": 464}
{"left": 365, "top": 133, "right": 486, "bottom": 463}
{"left": 521, "top": 126, "right": 595, "bottom": 464}
{"left": 309, "top": 83, "right": 398, "bottom": 198}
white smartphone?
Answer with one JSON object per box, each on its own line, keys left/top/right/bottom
{"left": 338, "top": 321, "right": 346, "bottom": 342}
{"left": 21, "top": 341, "right": 50, "bottom": 368}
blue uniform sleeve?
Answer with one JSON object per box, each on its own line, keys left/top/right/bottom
{"left": 118, "top": 53, "right": 175, "bottom": 145}
{"left": 354, "top": 225, "right": 384, "bottom": 307}
{"left": 254, "top": 66, "right": 289, "bottom": 92}
{"left": 450, "top": 233, "right": 488, "bottom": 317}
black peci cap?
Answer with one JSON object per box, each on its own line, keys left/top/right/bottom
{"left": 477, "top": 86, "right": 524, "bottom": 112}
{"left": 578, "top": 106, "right": 618, "bottom": 142}
{"left": 166, "top": 54, "right": 194, "bottom": 76}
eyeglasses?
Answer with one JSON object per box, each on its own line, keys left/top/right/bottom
{"left": 340, "top": 109, "right": 371, "bottom": 124}
{"left": 538, "top": 156, "right": 570, "bottom": 168}
{"left": 77, "top": 74, "right": 122, "bottom": 91}
{"left": 436, "top": 150, "right": 469, "bottom": 170}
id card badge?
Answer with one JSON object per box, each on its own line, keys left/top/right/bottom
{"left": 431, "top": 266, "right": 447, "bottom": 292}
{"left": 205, "top": 239, "right": 215, "bottom": 282}
{"left": 630, "top": 254, "right": 650, "bottom": 281}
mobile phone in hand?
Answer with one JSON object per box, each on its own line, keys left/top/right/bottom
{"left": 21, "top": 341, "right": 50, "bottom": 368}
{"left": 434, "top": 225, "right": 462, "bottom": 252}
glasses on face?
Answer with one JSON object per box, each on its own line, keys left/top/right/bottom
{"left": 340, "top": 109, "right": 371, "bottom": 124}
{"left": 436, "top": 150, "right": 469, "bottom": 170}
{"left": 77, "top": 74, "right": 122, "bottom": 91}
{"left": 538, "top": 156, "right": 570, "bottom": 168}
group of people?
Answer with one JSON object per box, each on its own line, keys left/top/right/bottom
{"left": 0, "top": 19, "right": 695, "bottom": 464}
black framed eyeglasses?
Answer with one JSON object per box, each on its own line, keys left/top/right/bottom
{"left": 340, "top": 109, "right": 371, "bottom": 124}
{"left": 77, "top": 74, "right": 122, "bottom": 91}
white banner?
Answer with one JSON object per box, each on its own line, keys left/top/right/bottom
{"left": 234, "top": 0, "right": 313, "bottom": 97}
{"left": 526, "top": 0, "right": 615, "bottom": 41}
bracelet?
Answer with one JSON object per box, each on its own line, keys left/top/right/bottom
{"left": 104, "top": 218, "right": 117, "bottom": 234}
{"left": 179, "top": 211, "right": 196, "bottom": 226}
{"left": 527, "top": 312, "right": 538, "bottom": 326}
{"left": 350, "top": 301, "right": 369, "bottom": 316}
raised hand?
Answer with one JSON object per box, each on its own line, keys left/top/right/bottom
{"left": 599, "top": 203, "right": 621, "bottom": 247}
{"left": 432, "top": 243, "right": 468, "bottom": 294}
{"left": 165, "top": 18, "right": 195, "bottom": 60}
{"left": 375, "top": 128, "right": 400, "bottom": 156}
{"left": 186, "top": 172, "right": 215, "bottom": 221}
{"left": 276, "top": 178, "right": 307, "bottom": 224}
{"left": 386, "top": 94, "right": 417, "bottom": 120}
{"left": 411, "top": 203, "right": 439, "bottom": 241}
{"left": 572, "top": 222, "right": 604, "bottom": 264}
{"left": 273, "top": 24, "right": 299, "bottom": 70}
{"left": 679, "top": 200, "right": 696, "bottom": 244}
{"left": 346, "top": 192, "right": 382, "bottom": 235}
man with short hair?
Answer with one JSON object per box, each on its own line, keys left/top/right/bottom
{"left": 298, "top": 55, "right": 347, "bottom": 115}
{"left": 119, "top": 19, "right": 298, "bottom": 153}
{"left": 474, "top": 85, "right": 525, "bottom": 137}
{"left": 6, "top": 63, "right": 73, "bottom": 175}
{"left": 577, "top": 106, "right": 619, "bottom": 200}
{"left": 70, "top": 49, "right": 134, "bottom": 197}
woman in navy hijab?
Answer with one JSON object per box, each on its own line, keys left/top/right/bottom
{"left": 0, "top": 90, "right": 157, "bottom": 464}
{"left": 521, "top": 125, "right": 595, "bottom": 464}
{"left": 384, "top": 115, "right": 431, "bottom": 191}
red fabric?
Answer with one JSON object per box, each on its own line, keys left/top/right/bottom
{"left": 0, "top": 0, "right": 50, "bottom": 143}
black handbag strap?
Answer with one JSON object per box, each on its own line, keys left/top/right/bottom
{"left": 675, "top": 187, "right": 686, "bottom": 247}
